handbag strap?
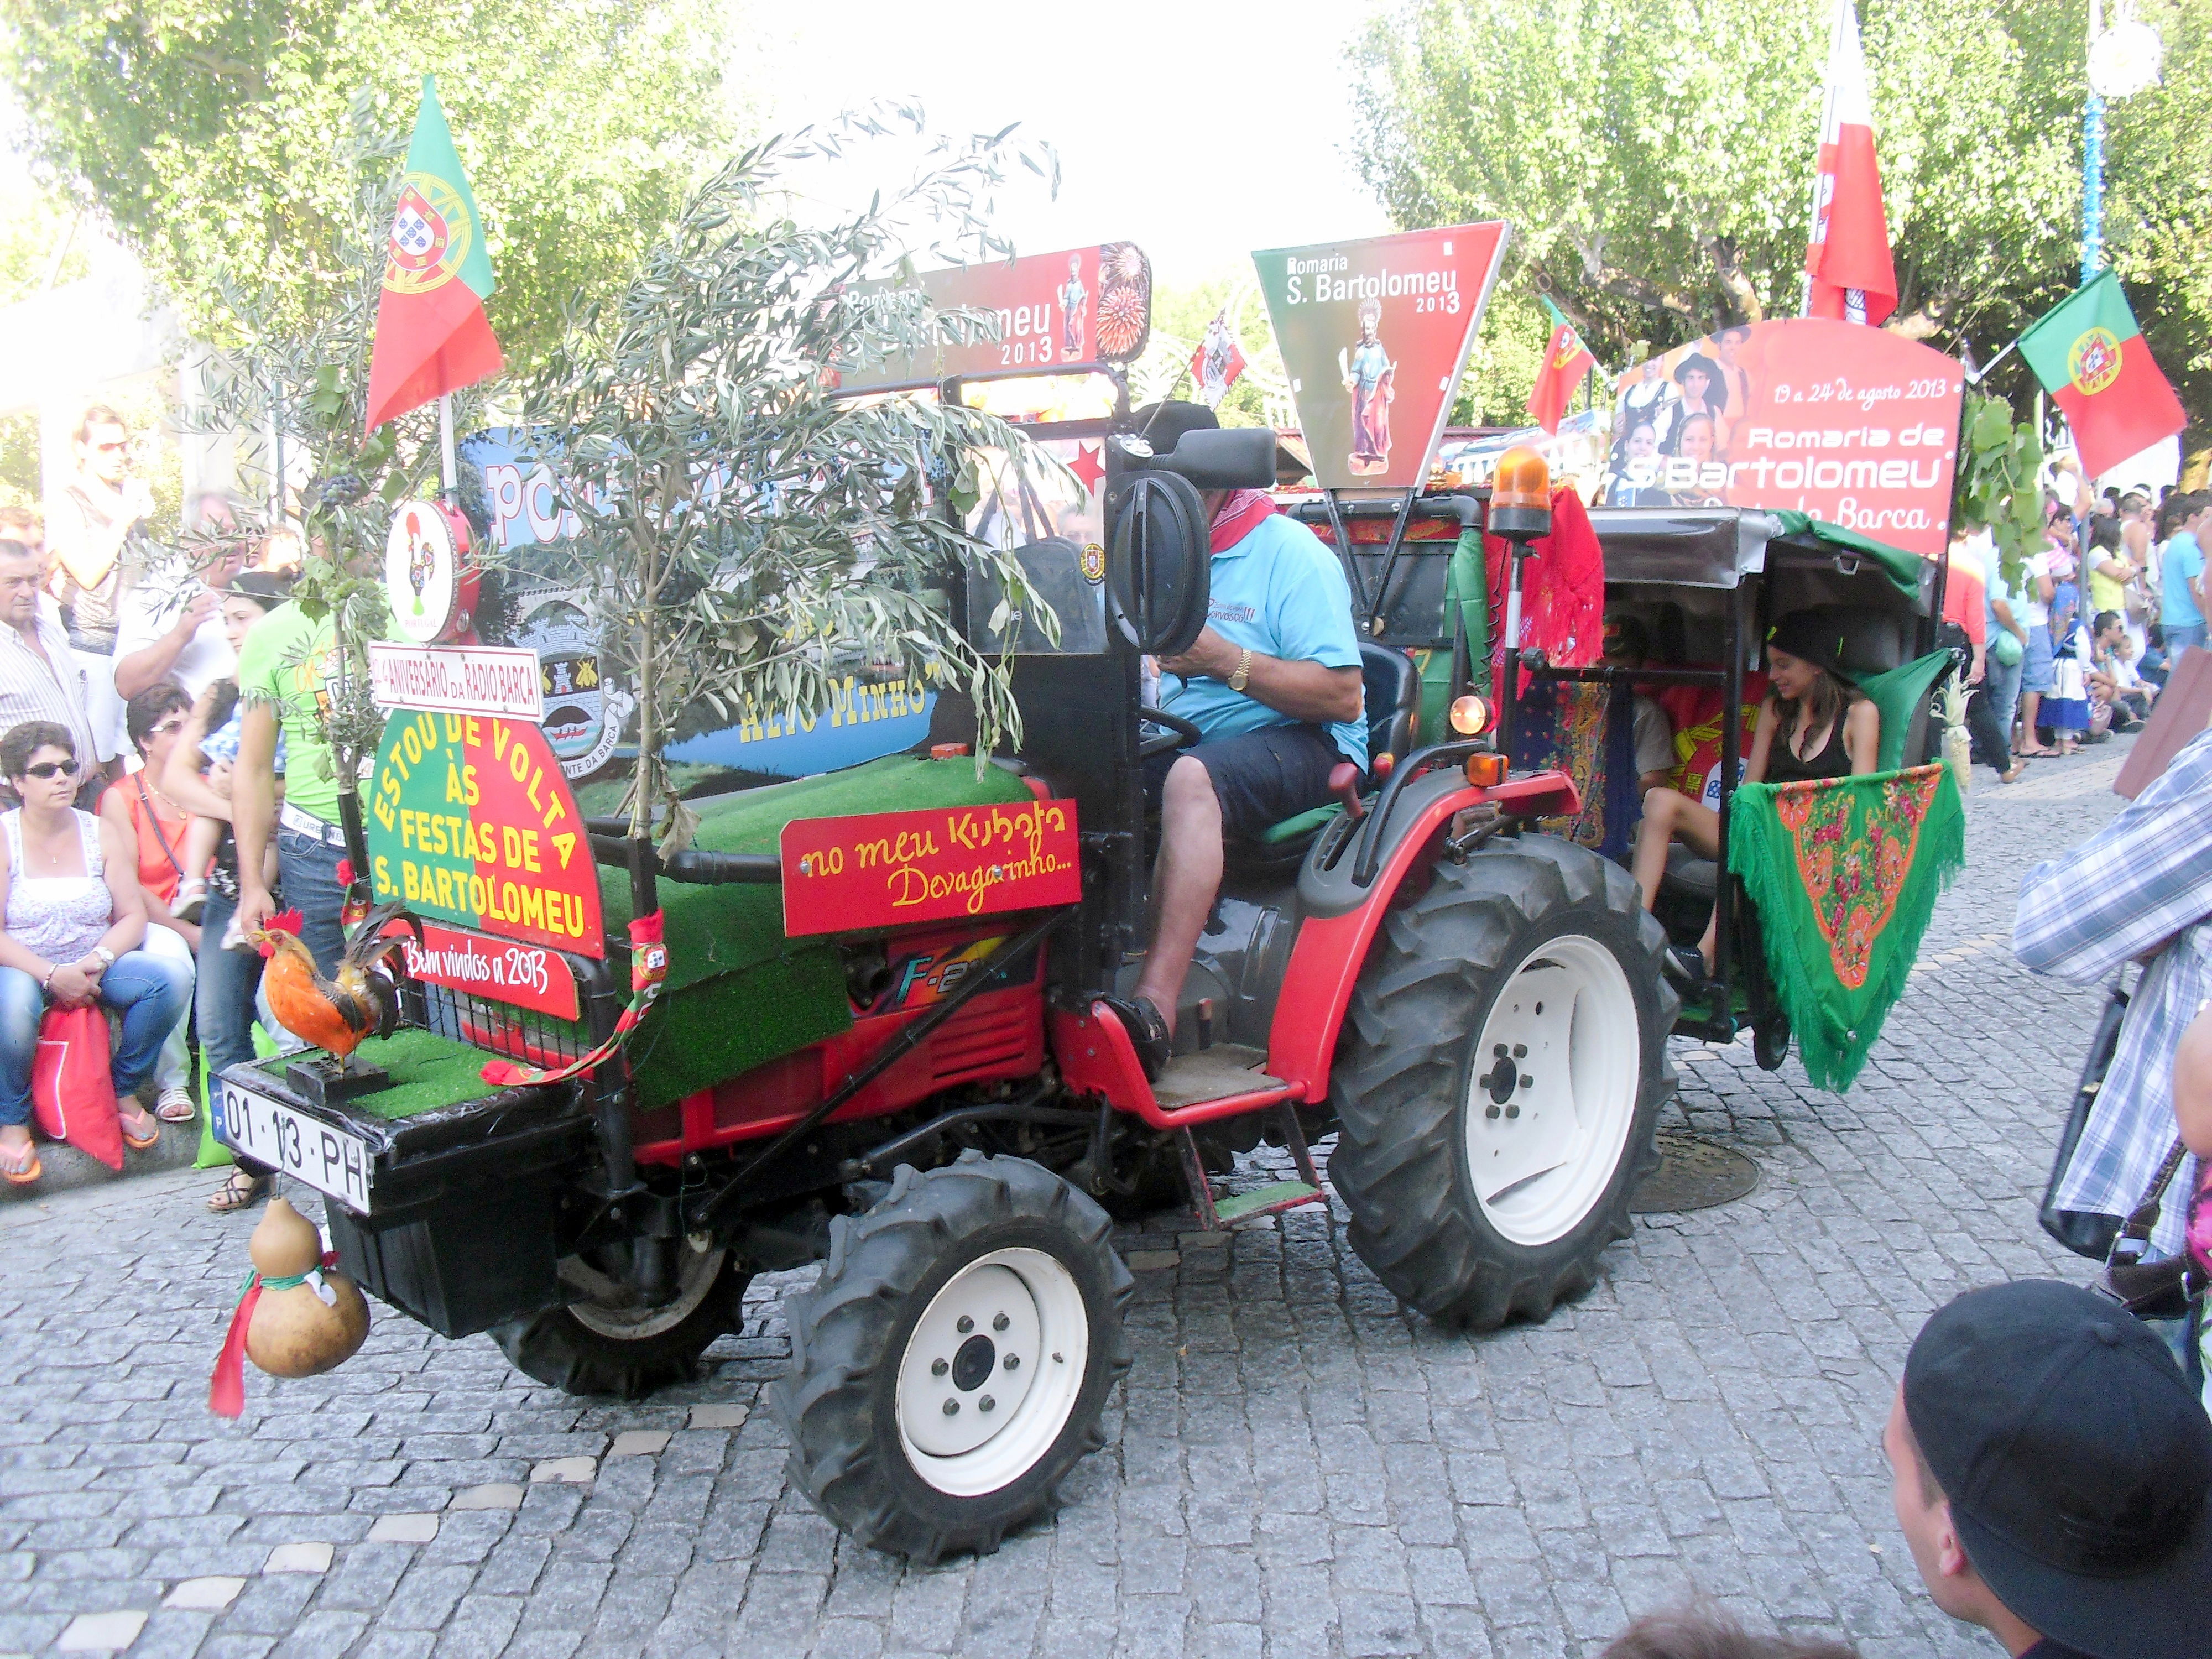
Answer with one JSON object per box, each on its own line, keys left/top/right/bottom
{"left": 2113, "top": 1137, "right": 2191, "bottom": 1258}
{"left": 132, "top": 775, "right": 186, "bottom": 882}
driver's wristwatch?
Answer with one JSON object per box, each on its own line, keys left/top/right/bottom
{"left": 1228, "top": 648, "right": 1253, "bottom": 693}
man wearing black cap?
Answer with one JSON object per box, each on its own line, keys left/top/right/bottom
{"left": 1884, "top": 1279, "right": 2212, "bottom": 1658}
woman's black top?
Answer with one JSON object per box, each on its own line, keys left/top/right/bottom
{"left": 1765, "top": 703, "right": 1858, "bottom": 786}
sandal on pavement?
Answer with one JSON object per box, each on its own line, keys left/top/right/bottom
{"left": 207, "top": 1170, "right": 269, "bottom": 1213}
{"left": 154, "top": 1087, "right": 197, "bottom": 1124}
{"left": 0, "top": 1142, "right": 39, "bottom": 1186}
{"left": 120, "top": 1109, "right": 161, "bottom": 1152}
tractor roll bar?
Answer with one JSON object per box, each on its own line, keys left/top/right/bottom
{"left": 586, "top": 833, "right": 781, "bottom": 885}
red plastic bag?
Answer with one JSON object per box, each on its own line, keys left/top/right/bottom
{"left": 33, "top": 1004, "right": 119, "bottom": 1170}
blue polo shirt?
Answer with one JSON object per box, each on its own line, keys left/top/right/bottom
{"left": 1160, "top": 510, "right": 1367, "bottom": 767}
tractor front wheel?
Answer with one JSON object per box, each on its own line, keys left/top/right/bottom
{"left": 1328, "top": 835, "right": 1674, "bottom": 1329}
{"left": 491, "top": 1241, "right": 750, "bottom": 1399}
{"left": 773, "top": 1152, "right": 1132, "bottom": 1561}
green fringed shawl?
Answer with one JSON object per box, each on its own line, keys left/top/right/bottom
{"left": 1726, "top": 764, "right": 1965, "bottom": 1092}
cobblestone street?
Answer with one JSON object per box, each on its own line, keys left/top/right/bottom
{"left": 0, "top": 742, "right": 2135, "bottom": 1659}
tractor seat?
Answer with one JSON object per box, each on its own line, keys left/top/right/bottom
{"left": 1662, "top": 841, "right": 1719, "bottom": 899}
{"left": 1224, "top": 643, "right": 1421, "bottom": 873}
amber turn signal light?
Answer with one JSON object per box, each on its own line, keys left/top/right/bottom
{"left": 1447, "top": 693, "right": 1493, "bottom": 736}
{"left": 1464, "top": 753, "right": 1507, "bottom": 787}
{"left": 1488, "top": 445, "right": 1552, "bottom": 539}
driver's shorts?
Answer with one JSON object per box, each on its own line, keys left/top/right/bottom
{"left": 1142, "top": 722, "right": 1348, "bottom": 839}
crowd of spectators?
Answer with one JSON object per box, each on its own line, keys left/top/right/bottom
{"left": 0, "top": 403, "right": 324, "bottom": 1208}
{"left": 1958, "top": 466, "right": 2199, "bottom": 782}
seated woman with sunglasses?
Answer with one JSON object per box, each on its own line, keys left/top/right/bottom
{"left": 0, "top": 720, "right": 192, "bottom": 1182}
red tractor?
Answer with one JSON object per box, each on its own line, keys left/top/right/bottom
{"left": 215, "top": 408, "right": 1673, "bottom": 1563}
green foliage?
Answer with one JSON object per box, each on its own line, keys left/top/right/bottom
{"left": 0, "top": 165, "right": 86, "bottom": 305}
{"left": 1, "top": 0, "right": 736, "bottom": 367}
{"left": 1350, "top": 0, "right": 2212, "bottom": 429}
{"left": 186, "top": 101, "right": 468, "bottom": 791}
{"left": 521, "top": 118, "right": 1069, "bottom": 847}
{"left": 1129, "top": 275, "right": 1284, "bottom": 428}
{"left": 1955, "top": 390, "right": 2046, "bottom": 586}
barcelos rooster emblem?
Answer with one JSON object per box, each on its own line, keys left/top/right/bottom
{"left": 383, "top": 174, "right": 473, "bottom": 297}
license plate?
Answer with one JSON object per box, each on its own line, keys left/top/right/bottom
{"left": 217, "top": 1076, "right": 375, "bottom": 1213}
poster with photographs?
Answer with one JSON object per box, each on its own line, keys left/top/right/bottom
{"left": 1595, "top": 319, "right": 1965, "bottom": 559}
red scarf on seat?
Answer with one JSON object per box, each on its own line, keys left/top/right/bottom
{"left": 1210, "top": 489, "right": 1277, "bottom": 552}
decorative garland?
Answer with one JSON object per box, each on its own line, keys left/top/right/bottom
{"left": 477, "top": 911, "right": 670, "bottom": 1089}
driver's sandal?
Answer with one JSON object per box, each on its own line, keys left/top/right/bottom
{"left": 1099, "top": 994, "right": 1172, "bottom": 1082}
{"left": 1661, "top": 945, "right": 1710, "bottom": 988}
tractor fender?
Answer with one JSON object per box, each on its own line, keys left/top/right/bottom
{"left": 1268, "top": 765, "right": 1580, "bottom": 1100}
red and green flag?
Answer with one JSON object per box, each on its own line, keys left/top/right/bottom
{"left": 364, "top": 78, "right": 504, "bottom": 435}
{"left": 1526, "top": 296, "right": 1597, "bottom": 434}
{"left": 2017, "top": 270, "right": 2185, "bottom": 479}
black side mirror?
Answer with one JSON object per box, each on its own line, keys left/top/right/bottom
{"left": 1107, "top": 472, "right": 1209, "bottom": 655}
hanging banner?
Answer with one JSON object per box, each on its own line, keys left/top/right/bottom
{"left": 1594, "top": 318, "right": 1963, "bottom": 559}
{"left": 365, "top": 711, "right": 605, "bottom": 958}
{"left": 833, "top": 244, "right": 1152, "bottom": 393}
{"left": 1253, "top": 222, "right": 1510, "bottom": 491}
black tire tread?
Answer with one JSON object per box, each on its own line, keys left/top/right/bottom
{"left": 491, "top": 1255, "right": 750, "bottom": 1400}
{"left": 771, "top": 1152, "right": 1134, "bottom": 1562}
{"left": 1329, "top": 835, "right": 1675, "bottom": 1329}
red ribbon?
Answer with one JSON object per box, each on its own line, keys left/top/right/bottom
{"left": 478, "top": 912, "right": 667, "bottom": 1089}
{"left": 208, "top": 1250, "right": 337, "bottom": 1418}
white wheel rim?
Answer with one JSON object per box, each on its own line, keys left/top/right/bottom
{"left": 567, "top": 1243, "right": 726, "bottom": 1340}
{"left": 895, "top": 1246, "right": 1089, "bottom": 1498}
{"left": 1462, "top": 932, "right": 1641, "bottom": 1248}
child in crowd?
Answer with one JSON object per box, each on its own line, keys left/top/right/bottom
{"left": 168, "top": 577, "right": 286, "bottom": 928}
{"left": 2043, "top": 560, "right": 2092, "bottom": 754}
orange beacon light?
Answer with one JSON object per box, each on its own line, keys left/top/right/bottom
{"left": 1487, "top": 446, "right": 1552, "bottom": 540}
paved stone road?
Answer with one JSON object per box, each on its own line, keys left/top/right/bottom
{"left": 0, "top": 742, "right": 2138, "bottom": 1658}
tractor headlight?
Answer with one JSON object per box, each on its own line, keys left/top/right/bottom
{"left": 1448, "top": 693, "right": 1493, "bottom": 736}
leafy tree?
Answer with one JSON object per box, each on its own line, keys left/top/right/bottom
{"left": 521, "top": 119, "right": 1067, "bottom": 849}
{"left": 1350, "top": 0, "right": 2212, "bottom": 432}
{"left": 1129, "top": 274, "right": 1287, "bottom": 429}
{"left": 0, "top": 0, "right": 737, "bottom": 365}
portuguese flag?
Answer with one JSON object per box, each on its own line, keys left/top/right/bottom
{"left": 364, "top": 78, "right": 504, "bottom": 435}
{"left": 2017, "top": 270, "right": 2186, "bottom": 479}
{"left": 1526, "top": 298, "right": 1596, "bottom": 435}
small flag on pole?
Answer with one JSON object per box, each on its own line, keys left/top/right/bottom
{"left": 1802, "top": 0, "right": 1897, "bottom": 327}
{"left": 1526, "top": 297, "right": 1596, "bottom": 434}
{"left": 2017, "top": 270, "right": 2187, "bottom": 481}
{"left": 1191, "top": 310, "right": 1247, "bottom": 409}
{"left": 364, "top": 78, "right": 504, "bottom": 434}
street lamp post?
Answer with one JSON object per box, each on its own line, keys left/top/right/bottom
{"left": 2084, "top": 0, "right": 2164, "bottom": 282}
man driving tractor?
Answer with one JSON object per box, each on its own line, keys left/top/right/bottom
{"left": 1113, "top": 403, "right": 1365, "bottom": 1077}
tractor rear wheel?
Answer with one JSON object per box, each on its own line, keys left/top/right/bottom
{"left": 773, "top": 1152, "right": 1132, "bottom": 1561}
{"left": 1328, "top": 835, "right": 1674, "bottom": 1329}
{"left": 492, "top": 1241, "right": 750, "bottom": 1398}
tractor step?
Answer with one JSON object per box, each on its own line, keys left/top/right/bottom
{"left": 1175, "top": 1098, "right": 1328, "bottom": 1232}
{"left": 1154, "top": 1044, "right": 1279, "bottom": 1111}
{"left": 1211, "top": 1180, "right": 1324, "bottom": 1224}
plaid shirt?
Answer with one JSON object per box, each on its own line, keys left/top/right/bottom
{"left": 2015, "top": 727, "right": 2212, "bottom": 1256}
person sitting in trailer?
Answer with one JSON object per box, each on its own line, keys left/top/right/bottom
{"left": 1599, "top": 612, "right": 1678, "bottom": 797}
{"left": 1626, "top": 611, "right": 1878, "bottom": 987}
{"left": 1112, "top": 402, "right": 1365, "bottom": 1079}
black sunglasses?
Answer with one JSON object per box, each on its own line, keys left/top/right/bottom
{"left": 22, "top": 759, "right": 79, "bottom": 779}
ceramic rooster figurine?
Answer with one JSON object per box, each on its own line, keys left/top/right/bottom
{"left": 252, "top": 902, "right": 410, "bottom": 1061}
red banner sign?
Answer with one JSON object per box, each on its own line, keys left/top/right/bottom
{"left": 1596, "top": 317, "right": 1964, "bottom": 558}
{"left": 386, "top": 919, "right": 581, "bottom": 1020}
{"left": 833, "top": 244, "right": 1152, "bottom": 393}
{"left": 780, "top": 799, "right": 1082, "bottom": 937}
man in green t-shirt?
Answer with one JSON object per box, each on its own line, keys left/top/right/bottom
{"left": 232, "top": 598, "right": 379, "bottom": 973}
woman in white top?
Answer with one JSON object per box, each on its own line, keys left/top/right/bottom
{"left": 0, "top": 720, "right": 192, "bottom": 1183}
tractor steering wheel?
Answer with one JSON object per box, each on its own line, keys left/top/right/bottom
{"left": 1137, "top": 707, "right": 1203, "bottom": 760}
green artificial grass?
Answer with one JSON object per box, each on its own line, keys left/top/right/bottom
{"left": 238, "top": 1028, "right": 502, "bottom": 1121}
{"left": 596, "top": 754, "right": 1035, "bottom": 1109}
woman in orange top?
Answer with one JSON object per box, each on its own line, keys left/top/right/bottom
{"left": 99, "top": 684, "right": 200, "bottom": 1122}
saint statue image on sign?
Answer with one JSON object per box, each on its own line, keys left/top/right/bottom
{"left": 1058, "top": 253, "right": 1089, "bottom": 361}
{"left": 1341, "top": 298, "right": 1395, "bottom": 476}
